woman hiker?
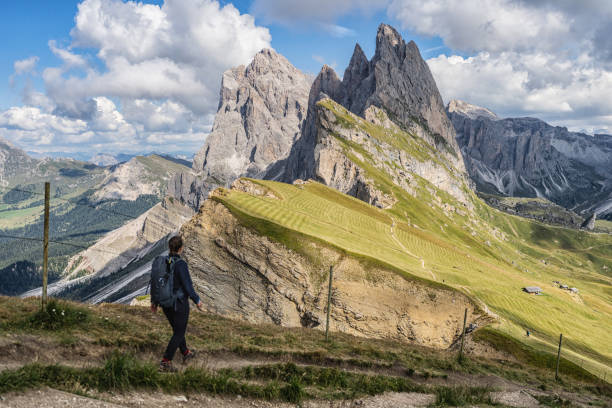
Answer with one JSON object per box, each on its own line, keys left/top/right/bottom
{"left": 151, "top": 235, "right": 203, "bottom": 372}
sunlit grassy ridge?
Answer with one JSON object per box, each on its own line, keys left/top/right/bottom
{"left": 211, "top": 99, "right": 612, "bottom": 379}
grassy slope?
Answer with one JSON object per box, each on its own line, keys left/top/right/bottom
{"left": 212, "top": 99, "right": 612, "bottom": 380}
{"left": 1, "top": 297, "right": 608, "bottom": 404}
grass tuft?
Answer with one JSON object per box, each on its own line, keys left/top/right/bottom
{"left": 23, "top": 299, "right": 90, "bottom": 330}
{"left": 434, "top": 386, "right": 492, "bottom": 406}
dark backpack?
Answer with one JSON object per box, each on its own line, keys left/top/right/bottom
{"left": 150, "top": 255, "right": 182, "bottom": 308}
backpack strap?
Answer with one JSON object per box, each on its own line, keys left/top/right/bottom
{"left": 166, "top": 257, "right": 185, "bottom": 310}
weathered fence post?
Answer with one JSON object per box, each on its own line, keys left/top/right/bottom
{"left": 458, "top": 308, "right": 467, "bottom": 362}
{"left": 555, "top": 333, "right": 563, "bottom": 381}
{"left": 42, "top": 182, "right": 50, "bottom": 311}
{"left": 325, "top": 265, "right": 334, "bottom": 342}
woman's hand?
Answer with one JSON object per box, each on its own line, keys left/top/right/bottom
{"left": 196, "top": 301, "right": 203, "bottom": 311}
{"left": 151, "top": 304, "right": 158, "bottom": 314}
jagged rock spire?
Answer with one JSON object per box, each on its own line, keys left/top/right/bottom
{"left": 300, "top": 23, "right": 463, "bottom": 168}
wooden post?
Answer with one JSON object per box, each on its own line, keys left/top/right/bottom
{"left": 42, "top": 182, "right": 50, "bottom": 311}
{"left": 458, "top": 308, "right": 467, "bottom": 362}
{"left": 325, "top": 265, "right": 333, "bottom": 342}
{"left": 555, "top": 333, "right": 563, "bottom": 381}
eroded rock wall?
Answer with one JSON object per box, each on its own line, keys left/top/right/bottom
{"left": 180, "top": 193, "right": 483, "bottom": 349}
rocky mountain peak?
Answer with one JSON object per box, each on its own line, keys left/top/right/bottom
{"left": 247, "top": 48, "right": 296, "bottom": 77}
{"left": 447, "top": 99, "right": 498, "bottom": 121}
{"left": 310, "top": 23, "right": 465, "bottom": 170}
{"left": 376, "top": 23, "right": 403, "bottom": 49}
{"left": 171, "top": 46, "right": 312, "bottom": 209}
{"left": 343, "top": 44, "right": 369, "bottom": 84}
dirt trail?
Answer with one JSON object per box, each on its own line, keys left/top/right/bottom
{"left": 0, "top": 341, "right": 608, "bottom": 408}
{"left": 0, "top": 388, "right": 440, "bottom": 408}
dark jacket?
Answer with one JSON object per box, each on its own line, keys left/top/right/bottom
{"left": 169, "top": 253, "right": 200, "bottom": 305}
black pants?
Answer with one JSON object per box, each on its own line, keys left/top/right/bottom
{"left": 162, "top": 298, "right": 189, "bottom": 360}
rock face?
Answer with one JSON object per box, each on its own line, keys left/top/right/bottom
{"left": 339, "top": 25, "right": 463, "bottom": 162}
{"left": 274, "top": 23, "right": 468, "bottom": 203}
{"left": 173, "top": 49, "right": 312, "bottom": 210}
{"left": 310, "top": 99, "right": 471, "bottom": 208}
{"left": 180, "top": 186, "right": 483, "bottom": 348}
{"left": 581, "top": 213, "right": 597, "bottom": 230}
{"left": 449, "top": 100, "right": 612, "bottom": 219}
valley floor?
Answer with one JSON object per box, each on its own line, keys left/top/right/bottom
{"left": 0, "top": 297, "right": 609, "bottom": 407}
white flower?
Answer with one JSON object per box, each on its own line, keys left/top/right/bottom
{"left": 61, "top": 311, "right": 65, "bottom": 316}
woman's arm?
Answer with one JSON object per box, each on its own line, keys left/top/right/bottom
{"left": 176, "top": 260, "right": 201, "bottom": 305}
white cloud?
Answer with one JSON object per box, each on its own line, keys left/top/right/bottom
{"left": 387, "top": 0, "right": 612, "bottom": 132}
{"left": 1, "top": 0, "right": 272, "bottom": 155}
{"left": 46, "top": 0, "right": 270, "bottom": 117}
{"left": 321, "top": 24, "right": 357, "bottom": 38}
{"left": 428, "top": 52, "right": 612, "bottom": 132}
{"left": 48, "top": 40, "right": 88, "bottom": 69}
{"left": 389, "top": 0, "right": 589, "bottom": 54}
{"left": 13, "top": 57, "right": 39, "bottom": 76}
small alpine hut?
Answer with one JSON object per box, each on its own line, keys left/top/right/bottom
{"left": 523, "top": 286, "right": 542, "bottom": 295}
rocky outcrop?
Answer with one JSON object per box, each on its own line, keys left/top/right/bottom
{"left": 166, "top": 171, "right": 209, "bottom": 210}
{"left": 339, "top": 25, "right": 463, "bottom": 164}
{"left": 581, "top": 213, "right": 597, "bottom": 230}
{"left": 175, "top": 49, "right": 311, "bottom": 208}
{"left": 449, "top": 100, "right": 612, "bottom": 219}
{"left": 180, "top": 194, "right": 483, "bottom": 348}
{"left": 447, "top": 99, "right": 498, "bottom": 121}
{"left": 307, "top": 98, "right": 472, "bottom": 209}
{"left": 479, "top": 193, "right": 584, "bottom": 228}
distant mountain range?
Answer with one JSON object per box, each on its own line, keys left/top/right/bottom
{"left": 0, "top": 139, "right": 192, "bottom": 295}
{"left": 448, "top": 100, "right": 612, "bottom": 220}
{"left": 27, "top": 150, "right": 193, "bottom": 167}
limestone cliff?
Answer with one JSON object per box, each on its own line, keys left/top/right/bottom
{"left": 275, "top": 23, "right": 468, "bottom": 203}
{"left": 172, "top": 49, "right": 312, "bottom": 210}
{"left": 310, "top": 99, "right": 472, "bottom": 209}
{"left": 179, "top": 184, "right": 484, "bottom": 348}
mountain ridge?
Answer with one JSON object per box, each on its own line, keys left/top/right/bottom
{"left": 449, "top": 100, "right": 612, "bottom": 219}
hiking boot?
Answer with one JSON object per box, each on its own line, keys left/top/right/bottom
{"left": 159, "top": 360, "right": 177, "bottom": 373}
{"left": 182, "top": 349, "right": 196, "bottom": 364}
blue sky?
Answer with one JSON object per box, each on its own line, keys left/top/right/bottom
{"left": 1, "top": 0, "right": 611, "bottom": 157}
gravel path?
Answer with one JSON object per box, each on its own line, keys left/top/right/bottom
{"left": 0, "top": 388, "right": 438, "bottom": 408}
